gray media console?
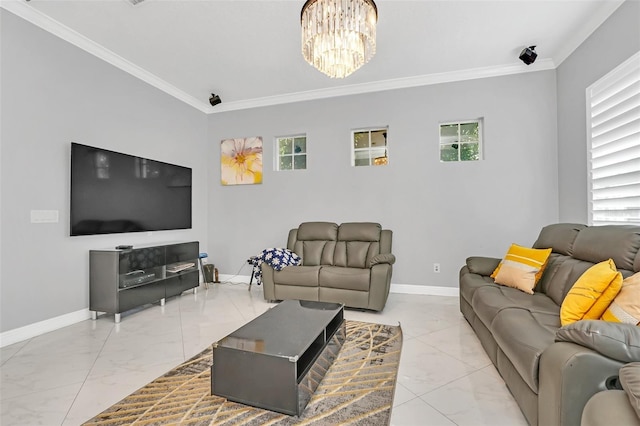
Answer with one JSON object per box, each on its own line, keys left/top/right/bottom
{"left": 89, "top": 241, "right": 199, "bottom": 322}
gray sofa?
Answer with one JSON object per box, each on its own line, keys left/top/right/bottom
{"left": 261, "top": 222, "right": 395, "bottom": 311}
{"left": 459, "top": 223, "right": 640, "bottom": 426}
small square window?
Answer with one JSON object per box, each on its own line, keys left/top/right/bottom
{"left": 276, "top": 135, "right": 307, "bottom": 171}
{"left": 352, "top": 128, "right": 388, "bottom": 166}
{"left": 439, "top": 120, "right": 482, "bottom": 162}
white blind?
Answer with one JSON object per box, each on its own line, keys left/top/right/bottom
{"left": 587, "top": 51, "right": 640, "bottom": 225}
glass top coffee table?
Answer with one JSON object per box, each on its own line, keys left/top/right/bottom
{"left": 211, "top": 299, "right": 345, "bottom": 416}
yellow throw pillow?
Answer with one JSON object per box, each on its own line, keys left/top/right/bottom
{"left": 560, "top": 259, "right": 623, "bottom": 326}
{"left": 491, "top": 244, "right": 552, "bottom": 294}
{"left": 602, "top": 272, "right": 640, "bottom": 325}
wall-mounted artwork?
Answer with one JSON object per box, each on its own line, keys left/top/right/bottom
{"left": 220, "top": 137, "right": 263, "bottom": 185}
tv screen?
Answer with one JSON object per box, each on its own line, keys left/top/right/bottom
{"left": 70, "top": 143, "right": 192, "bottom": 236}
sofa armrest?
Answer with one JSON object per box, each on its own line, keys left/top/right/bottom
{"left": 368, "top": 263, "right": 392, "bottom": 311}
{"left": 539, "top": 341, "right": 625, "bottom": 426}
{"left": 368, "top": 253, "right": 396, "bottom": 267}
{"left": 555, "top": 320, "right": 640, "bottom": 363}
{"left": 465, "top": 256, "right": 501, "bottom": 276}
{"left": 260, "top": 263, "right": 276, "bottom": 301}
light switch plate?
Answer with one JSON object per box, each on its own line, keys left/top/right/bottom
{"left": 30, "top": 210, "right": 59, "bottom": 223}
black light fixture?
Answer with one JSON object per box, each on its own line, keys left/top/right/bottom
{"left": 519, "top": 46, "right": 538, "bottom": 65}
{"left": 209, "top": 93, "right": 222, "bottom": 107}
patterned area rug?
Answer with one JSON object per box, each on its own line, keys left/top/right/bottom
{"left": 83, "top": 320, "right": 402, "bottom": 425}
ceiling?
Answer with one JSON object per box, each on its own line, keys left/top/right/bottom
{"left": 3, "top": 0, "right": 625, "bottom": 113}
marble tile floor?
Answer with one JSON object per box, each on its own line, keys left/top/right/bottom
{"left": 0, "top": 283, "right": 527, "bottom": 426}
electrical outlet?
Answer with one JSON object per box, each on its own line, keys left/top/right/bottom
{"left": 433, "top": 263, "right": 440, "bottom": 273}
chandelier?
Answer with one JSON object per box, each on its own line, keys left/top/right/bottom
{"left": 301, "top": 0, "right": 378, "bottom": 79}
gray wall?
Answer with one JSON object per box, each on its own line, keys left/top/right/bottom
{"left": 557, "top": 0, "right": 640, "bottom": 223}
{"left": 0, "top": 10, "right": 209, "bottom": 332}
{"left": 207, "top": 71, "right": 559, "bottom": 288}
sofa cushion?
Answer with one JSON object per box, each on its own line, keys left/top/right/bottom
{"left": 560, "top": 259, "right": 623, "bottom": 326}
{"left": 299, "top": 241, "right": 336, "bottom": 266}
{"left": 533, "top": 223, "right": 586, "bottom": 256}
{"left": 491, "top": 308, "right": 559, "bottom": 392}
{"left": 337, "top": 222, "right": 381, "bottom": 242}
{"left": 333, "top": 223, "right": 382, "bottom": 268}
{"left": 602, "top": 272, "right": 640, "bottom": 324}
{"left": 273, "top": 266, "right": 321, "bottom": 287}
{"left": 536, "top": 255, "right": 594, "bottom": 306}
{"left": 581, "top": 390, "right": 640, "bottom": 426}
{"left": 471, "top": 284, "right": 560, "bottom": 331}
{"left": 572, "top": 225, "right": 640, "bottom": 272}
{"left": 459, "top": 267, "right": 497, "bottom": 307}
{"left": 555, "top": 320, "right": 640, "bottom": 363}
{"left": 297, "top": 222, "right": 338, "bottom": 241}
{"left": 319, "top": 266, "right": 370, "bottom": 291}
{"left": 620, "top": 363, "right": 640, "bottom": 420}
{"left": 491, "top": 244, "right": 552, "bottom": 294}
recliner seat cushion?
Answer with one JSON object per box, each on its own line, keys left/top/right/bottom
{"left": 273, "top": 266, "right": 321, "bottom": 286}
{"left": 319, "top": 266, "right": 370, "bottom": 291}
{"left": 471, "top": 285, "right": 560, "bottom": 330}
{"left": 491, "top": 308, "right": 559, "bottom": 392}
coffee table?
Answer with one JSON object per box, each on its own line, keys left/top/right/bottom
{"left": 211, "top": 300, "right": 345, "bottom": 416}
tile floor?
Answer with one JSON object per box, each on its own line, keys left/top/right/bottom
{"left": 0, "top": 282, "right": 527, "bottom": 426}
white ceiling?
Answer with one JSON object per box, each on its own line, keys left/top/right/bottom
{"left": 2, "top": 0, "right": 625, "bottom": 113}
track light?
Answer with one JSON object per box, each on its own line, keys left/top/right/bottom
{"left": 519, "top": 46, "right": 538, "bottom": 65}
{"left": 209, "top": 93, "right": 222, "bottom": 107}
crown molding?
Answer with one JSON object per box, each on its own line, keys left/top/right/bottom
{"left": 552, "top": 0, "right": 625, "bottom": 67}
{"left": 0, "top": 0, "right": 211, "bottom": 113}
{"left": 3, "top": 0, "right": 556, "bottom": 115}
{"left": 209, "top": 59, "right": 556, "bottom": 114}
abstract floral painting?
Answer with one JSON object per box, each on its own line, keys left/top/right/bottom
{"left": 220, "top": 137, "right": 263, "bottom": 185}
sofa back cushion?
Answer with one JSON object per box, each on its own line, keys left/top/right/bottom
{"left": 533, "top": 223, "right": 586, "bottom": 255}
{"left": 572, "top": 225, "right": 640, "bottom": 273}
{"left": 289, "top": 222, "right": 338, "bottom": 266}
{"left": 535, "top": 225, "right": 640, "bottom": 305}
{"left": 334, "top": 223, "right": 382, "bottom": 268}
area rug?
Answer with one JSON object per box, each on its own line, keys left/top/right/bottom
{"left": 83, "top": 320, "right": 402, "bottom": 426}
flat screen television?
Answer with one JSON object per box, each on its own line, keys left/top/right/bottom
{"left": 70, "top": 143, "right": 192, "bottom": 236}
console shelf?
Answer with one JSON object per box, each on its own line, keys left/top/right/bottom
{"left": 90, "top": 241, "right": 199, "bottom": 322}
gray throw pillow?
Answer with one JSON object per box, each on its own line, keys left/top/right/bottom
{"left": 620, "top": 363, "right": 640, "bottom": 420}
{"left": 466, "top": 256, "right": 501, "bottom": 276}
{"left": 555, "top": 320, "right": 640, "bottom": 363}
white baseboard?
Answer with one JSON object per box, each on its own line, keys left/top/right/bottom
{"left": 0, "top": 308, "right": 92, "bottom": 348}
{"left": 0, "top": 279, "right": 457, "bottom": 348}
{"left": 218, "top": 273, "right": 251, "bottom": 284}
{"left": 219, "top": 274, "right": 459, "bottom": 297}
{"left": 390, "top": 284, "right": 459, "bottom": 297}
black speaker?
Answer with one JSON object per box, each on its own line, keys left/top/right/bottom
{"left": 209, "top": 93, "right": 222, "bottom": 106}
{"left": 519, "top": 46, "right": 537, "bottom": 65}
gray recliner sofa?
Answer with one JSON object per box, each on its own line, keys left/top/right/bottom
{"left": 261, "top": 222, "right": 395, "bottom": 311}
{"left": 459, "top": 223, "right": 640, "bottom": 426}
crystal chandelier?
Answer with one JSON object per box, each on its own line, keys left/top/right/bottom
{"left": 301, "top": 0, "right": 378, "bottom": 79}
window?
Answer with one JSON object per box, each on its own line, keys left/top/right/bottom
{"left": 439, "top": 120, "right": 482, "bottom": 162}
{"left": 276, "top": 135, "right": 307, "bottom": 171}
{"left": 352, "top": 128, "right": 388, "bottom": 166}
{"left": 587, "top": 51, "right": 640, "bottom": 225}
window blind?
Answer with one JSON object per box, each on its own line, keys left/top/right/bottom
{"left": 588, "top": 51, "right": 640, "bottom": 225}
